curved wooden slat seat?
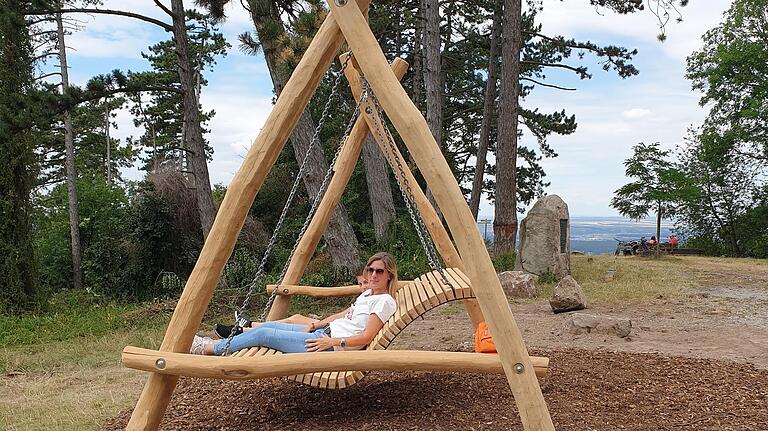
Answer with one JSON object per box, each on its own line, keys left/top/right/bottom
{"left": 122, "top": 268, "right": 549, "bottom": 389}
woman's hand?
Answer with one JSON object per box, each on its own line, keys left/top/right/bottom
{"left": 305, "top": 335, "right": 337, "bottom": 352}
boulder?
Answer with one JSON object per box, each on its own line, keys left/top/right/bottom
{"left": 549, "top": 275, "right": 586, "bottom": 313}
{"left": 567, "top": 312, "right": 632, "bottom": 338}
{"left": 498, "top": 271, "right": 537, "bottom": 299}
{"left": 514, "top": 195, "right": 571, "bottom": 278}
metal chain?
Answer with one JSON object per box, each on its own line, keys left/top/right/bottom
{"left": 221, "top": 52, "right": 357, "bottom": 354}
{"left": 361, "top": 77, "right": 452, "bottom": 288}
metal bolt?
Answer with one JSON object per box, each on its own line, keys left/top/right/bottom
{"left": 155, "top": 358, "right": 167, "bottom": 370}
{"left": 283, "top": 288, "right": 289, "bottom": 294}
{"left": 513, "top": 363, "right": 524, "bottom": 374}
{"left": 334, "top": 0, "right": 347, "bottom": 6}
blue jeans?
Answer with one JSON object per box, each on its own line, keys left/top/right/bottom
{"left": 213, "top": 321, "right": 329, "bottom": 355}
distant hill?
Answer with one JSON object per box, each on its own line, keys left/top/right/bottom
{"left": 476, "top": 216, "right": 673, "bottom": 255}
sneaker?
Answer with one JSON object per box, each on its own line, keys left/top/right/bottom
{"left": 214, "top": 323, "right": 244, "bottom": 338}
{"left": 190, "top": 335, "right": 214, "bottom": 355}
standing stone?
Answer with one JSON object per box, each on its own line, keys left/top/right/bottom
{"left": 498, "top": 271, "right": 537, "bottom": 298}
{"left": 514, "top": 194, "right": 570, "bottom": 278}
{"left": 549, "top": 275, "right": 587, "bottom": 313}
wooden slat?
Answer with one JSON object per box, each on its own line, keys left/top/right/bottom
{"left": 392, "top": 287, "right": 409, "bottom": 330}
{"left": 413, "top": 279, "right": 431, "bottom": 313}
{"left": 443, "top": 268, "right": 463, "bottom": 299}
{"left": 344, "top": 371, "right": 357, "bottom": 386}
{"left": 330, "top": 372, "right": 340, "bottom": 389}
{"left": 446, "top": 268, "right": 473, "bottom": 298}
{"left": 423, "top": 273, "right": 447, "bottom": 303}
{"left": 419, "top": 275, "right": 442, "bottom": 306}
{"left": 310, "top": 372, "right": 321, "bottom": 387}
{"left": 444, "top": 268, "right": 468, "bottom": 299}
{"left": 455, "top": 267, "right": 472, "bottom": 285}
{"left": 402, "top": 285, "right": 416, "bottom": 322}
{"left": 404, "top": 286, "right": 421, "bottom": 319}
{"left": 427, "top": 270, "right": 454, "bottom": 302}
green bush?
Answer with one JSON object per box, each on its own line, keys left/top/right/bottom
{"left": 491, "top": 251, "right": 516, "bottom": 272}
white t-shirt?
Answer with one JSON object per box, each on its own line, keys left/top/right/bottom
{"left": 329, "top": 289, "right": 397, "bottom": 345}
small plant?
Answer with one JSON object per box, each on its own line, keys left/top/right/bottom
{"left": 492, "top": 251, "right": 516, "bottom": 272}
{"left": 538, "top": 269, "right": 559, "bottom": 284}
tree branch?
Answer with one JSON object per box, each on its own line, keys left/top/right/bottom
{"left": 520, "top": 77, "right": 576, "bottom": 91}
{"left": 153, "top": 0, "right": 174, "bottom": 18}
{"left": 27, "top": 8, "right": 173, "bottom": 32}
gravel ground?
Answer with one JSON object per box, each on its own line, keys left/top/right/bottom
{"left": 100, "top": 349, "right": 768, "bottom": 430}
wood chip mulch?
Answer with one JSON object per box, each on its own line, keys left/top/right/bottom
{"left": 101, "top": 349, "right": 768, "bottom": 430}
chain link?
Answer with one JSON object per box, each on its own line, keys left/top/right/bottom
{"left": 361, "top": 77, "right": 453, "bottom": 288}
{"left": 221, "top": 52, "right": 357, "bottom": 355}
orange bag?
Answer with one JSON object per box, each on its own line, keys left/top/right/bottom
{"left": 474, "top": 321, "right": 497, "bottom": 353}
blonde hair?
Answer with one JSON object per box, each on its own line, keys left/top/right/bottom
{"left": 365, "top": 252, "right": 398, "bottom": 296}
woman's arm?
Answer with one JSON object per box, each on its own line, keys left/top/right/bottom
{"left": 306, "top": 307, "right": 351, "bottom": 332}
{"left": 342, "top": 314, "right": 385, "bottom": 348}
{"left": 304, "top": 314, "right": 385, "bottom": 351}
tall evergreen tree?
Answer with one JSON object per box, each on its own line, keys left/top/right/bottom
{"left": 0, "top": 1, "right": 44, "bottom": 310}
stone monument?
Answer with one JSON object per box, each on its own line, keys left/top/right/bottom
{"left": 514, "top": 194, "right": 570, "bottom": 278}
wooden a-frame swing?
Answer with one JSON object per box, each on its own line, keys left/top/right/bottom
{"left": 121, "top": 1, "right": 555, "bottom": 429}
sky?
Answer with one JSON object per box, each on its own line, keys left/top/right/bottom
{"left": 53, "top": 0, "right": 733, "bottom": 218}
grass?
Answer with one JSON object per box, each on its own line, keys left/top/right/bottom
{"left": 0, "top": 291, "right": 170, "bottom": 431}
{"left": 534, "top": 254, "right": 700, "bottom": 305}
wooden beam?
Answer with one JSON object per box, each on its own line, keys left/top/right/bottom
{"left": 123, "top": 346, "right": 549, "bottom": 379}
{"left": 326, "top": 1, "right": 554, "bottom": 430}
{"left": 266, "top": 279, "right": 410, "bottom": 297}
{"left": 125, "top": 2, "right": 371, "bottom": 429}
{"left": 343, "top": 60, "right": 485, "bottom": 328}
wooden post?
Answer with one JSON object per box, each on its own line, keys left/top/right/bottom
{"left": 325, "top": 1, "right": 554, "bottom": 429}
{"left": 124, "top": 2, "right": 371, "bottom": 429}
{"left": 266, "top": 57, "right": 409, "bottom": 321}
{"left": 343, "top": 61, "right": 484, "bottom": 328}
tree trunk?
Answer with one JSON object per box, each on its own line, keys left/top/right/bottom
{"left": 412, "top": 2, "right": 424, "bottom": 111}
{"left": 170, "top": 0, "right": 216, "bottom": 240}
{"left": 248, "top": 3, "right": 361, "bottom": 270}
{"left": 422, "top": 0, "right": 442, "bottom": 217}
{"left": 104, "top": 102, "right": 111, "bottom": 183}
{"left": 493, "top": 0, "right": 522, "bottom": 254}
{"left": 56, "top": 12, "right": 82, "bottom": 290}
{"left": 469, "top": 0, "right": 502, "bottom": 220}
{"left": 290, "top": 111, "right": 361, "bottom": 269}
{"left": 361, "top": 135, "right": 395, "bottom": 241}
{"left": 656, "top": 201, "right": 662, "bottom": 257}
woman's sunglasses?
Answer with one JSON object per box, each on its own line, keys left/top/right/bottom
{"left": 366, "top": 267, "right": 386, "bottom": 275}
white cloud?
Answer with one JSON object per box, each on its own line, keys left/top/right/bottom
{"left": 622, "top": 108, "right": 652, "bottom": 119}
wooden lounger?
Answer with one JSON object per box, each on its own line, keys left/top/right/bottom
{"left": 122, "top": 269, "right": 549, "bottom": 389}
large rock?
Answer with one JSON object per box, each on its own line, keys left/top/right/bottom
{"left": 549, "top": 275, "right": 586, "bottom": 313}
{"left": 567, "top": 312, "right": 632, "bottom": 338}
{"left": 498, "top": 271, "right": 537, "bottom": 299}
{"left": 514, "top": 195, "right": 571, "bottom": 278}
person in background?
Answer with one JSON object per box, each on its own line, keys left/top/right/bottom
{"left": 649, "top": 236, "right": 658, "bottom": 248}
{"left": 669, "top": 234, "right": 679, "bottom": 248}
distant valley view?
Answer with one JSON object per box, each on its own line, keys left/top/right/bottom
{"left": 476, "top": 216, "right": 673, "bottom": 255}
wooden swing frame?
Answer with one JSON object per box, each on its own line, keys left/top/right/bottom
{"left": 122, "top": 1, "right": 555, "bottom": 429}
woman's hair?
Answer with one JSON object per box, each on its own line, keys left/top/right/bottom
{"left": 365, "top": 252, "right": 398, "bottom": 296}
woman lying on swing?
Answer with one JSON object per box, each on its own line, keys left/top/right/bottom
{"left": 190, "top": 252, "right": 398, "bottom": 355}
